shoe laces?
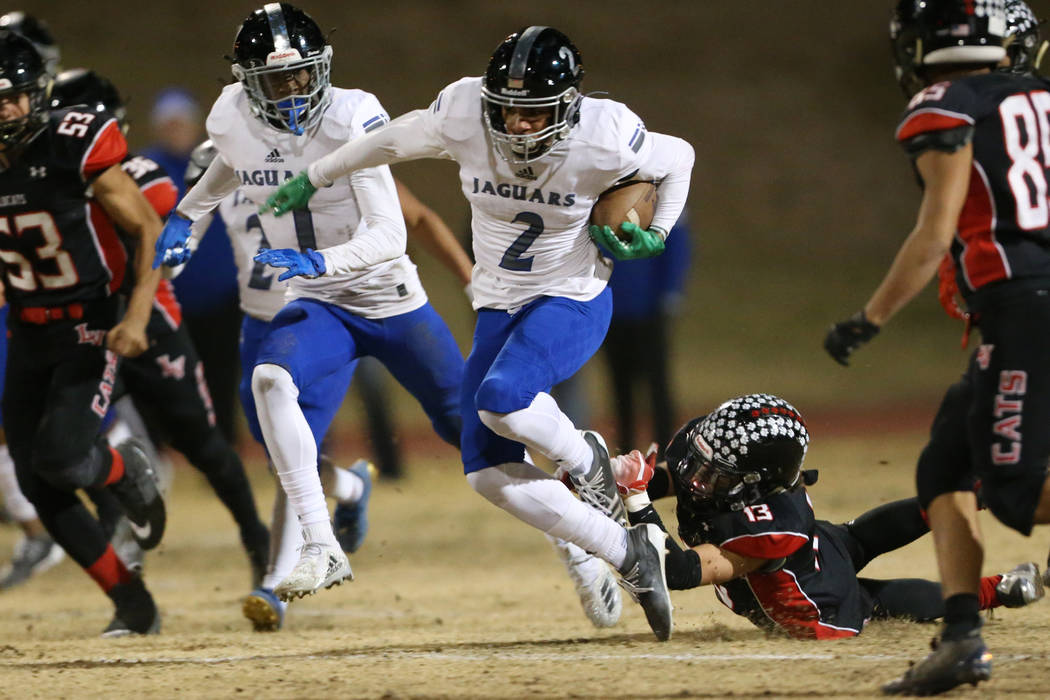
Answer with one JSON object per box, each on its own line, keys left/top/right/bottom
{"left": 617, "top": 561, "right": 653, "bottom": 599}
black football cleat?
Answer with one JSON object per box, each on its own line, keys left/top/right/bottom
{"left": 617, "top": 523, "right": 673, "bottom": 641}
{"left": 107, "top": 440, "right": 166, "bottom": 550}
{"left": 882, "top": 631, "right": 991, "bottom": 695}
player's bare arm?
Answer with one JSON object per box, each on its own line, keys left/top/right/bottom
{"left": 693, "top": 543, "right": 767, "bottom": 586}
{"left": 92, "top": 163, "right": 163, "bottom": 357}
{"left": 825, "top": 145, "right": 972, "bottom": 365}
{"left": 863, "top": 145, "right": 973, "bottom": 326}
{"left": 395, "top": 179, "right": 472, "bottom": 287}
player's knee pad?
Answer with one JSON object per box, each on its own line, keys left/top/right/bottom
{"left": 465, "top": 463, "right": 565, "bottom": 532}
{"left": 251, "top": 363, "right": 297, "bottom": 402}
{"left": 915, "top": 443, "right": 974, "bottom": 511}
{"left": 474, "top": 374, "right": 530, "bottom": 415}
{"left": 31, "top": 440, "right": 105, "bottom": 491}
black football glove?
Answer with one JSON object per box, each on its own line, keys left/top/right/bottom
{"left": 824, "top": 311, "right": 879, "bottom": 366}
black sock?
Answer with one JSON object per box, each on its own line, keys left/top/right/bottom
{"left": 941, "top": 593, "right": 981, "bottom": 640}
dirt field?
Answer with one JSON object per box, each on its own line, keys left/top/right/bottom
{"left": 1, "top": 430, "right": 1049, "bottom": 699}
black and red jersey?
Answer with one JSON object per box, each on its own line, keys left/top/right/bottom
{"left": 681, "top": 488, "right": 871, "bottom": 640}
{"left": 0, "top": 106, "right": 128, "bottom": 309}
{"left": 115, "top": 152, "right": 183, "bottom": 332}
{"left": 895, "top": 72, "right": 1050, "bottom": 302}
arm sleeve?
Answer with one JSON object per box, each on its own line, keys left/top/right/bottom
{"left": 317, "top": 164, "right": 407, "bottom": 274}
{"left": 636, "top": 132, "right": 694, "bottom": 236}
{"left": 308, "top": 108, "right": 450, "bottom": 187}
{"left": 175, "top": 153, "right": 241, "bottom": 222}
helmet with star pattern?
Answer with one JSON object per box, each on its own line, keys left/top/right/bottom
{"left": 673, "top": 394, "right": 810, "bottom": 513}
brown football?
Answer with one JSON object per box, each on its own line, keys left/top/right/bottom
{"left": 590, "top": 181, "right": 658, "bottom": 239}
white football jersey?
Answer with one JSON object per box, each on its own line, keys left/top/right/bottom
{"left": 205, "top": 83, "right": 426, "bottom": 318}
{"left": 417, "top": 77, "right": 682, "bottom": 310}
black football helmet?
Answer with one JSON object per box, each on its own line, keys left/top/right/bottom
{"left": 1004, "top": 0, "right": 1046, "bottom": 74}
{"left": 671, "top": 394, "right": 810, "bottom": 513}
{"left": 0, "top": 31, "right": 51, "bottom": 148}
{"left": 49, "top": 68, "right": 127, "bottom": 133}
{"left": 481, "top": 26, "right": 584, "bottom": 164}
{"left": 184, "top": 139, "right": 218, "bottom": 189}
{"left": 231, "top": 2, "right": 331, "bottom": 136}
{"left": 891, "top": 0, "right": 1008, "bottom": 97}
{"left": 0, "top": 12, "right": 59, "bottom": 76}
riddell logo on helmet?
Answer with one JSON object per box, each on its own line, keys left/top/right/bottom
{"left": 501, "top": 87, "right": 529, "bottom": 96}
{"left": 266, "top": 49, "right": 302, "bottom": 65}
{"left": 692, "top": 434, "right": 713, "bottom": 461}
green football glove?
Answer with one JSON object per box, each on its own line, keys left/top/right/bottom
{"left": 261, "top": 171, "right": 317, "bottom": 217}
{"left": 589, "top": 221, "right": 666, "bottom": 260}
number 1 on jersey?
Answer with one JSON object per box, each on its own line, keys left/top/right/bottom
{"left": 499, "top": 211, "right": 544, "bottom": 272}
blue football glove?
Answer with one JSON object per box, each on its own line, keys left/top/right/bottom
{"left": 253, "top": 247, "right": 326, "bottom": 281}
{"left": 152, "top": 212, "right": 194, "bottom": 269}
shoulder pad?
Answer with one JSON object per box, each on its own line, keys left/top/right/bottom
{"left": 48, "top": 107, "right": 126, "bottom": 179}
{"left": 896, "top": 80, "right": 978, "bottom": 154}
{"left": 320, "top": 88, "right": 389, "bottom": 141}
{"left": 205, "top": 83, "right": 244, "bottom": 139}
{"left": 429, "top": 76, "right": 483, "bottom": 143}
{"left": 575, "top": 97, "right": 647, "bottom": 171}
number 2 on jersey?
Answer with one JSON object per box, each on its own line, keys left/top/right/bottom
{"left": 499, "top": 212, "right": 544, "bottom": 272}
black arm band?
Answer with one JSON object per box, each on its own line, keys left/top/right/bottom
{"left": 627, "top": 504, "right": 703, "bottom": 589}
{"left": 647, "top": 467, "right": 671, "bottom": 500}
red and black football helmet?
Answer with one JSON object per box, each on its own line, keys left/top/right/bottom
{"left": 0, "top": 31, "right": 51, "bottom": 148}
{"left": 891, "top": 0, "right": 1008, "bottom": 96}
{"left": 231, "top": 3, "right": 331, "bottom": 136}
{"left": 481, "top": 26, "right": 584, "bottom": 164}
{"left": 672, "top": 394, "right": 810, "bottom": 513}
{"left": 49, "top": 68, "right": 127, "bottom": 133}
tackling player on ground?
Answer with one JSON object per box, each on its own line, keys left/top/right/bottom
{"left": 611, "top": 394, "right": 1043, "bottom": 640}
{"left": 824, "top": 0, "right": 1050, "bottom": 693}
{"left": 261, "top": 25, "right": 694, "bottom": 640}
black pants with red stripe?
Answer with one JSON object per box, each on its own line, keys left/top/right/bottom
{"left": 116, "top": 317, "right": 268, "bottom": 563}
{"left": 2, "top": 301, "right": 120, "bottom": 570}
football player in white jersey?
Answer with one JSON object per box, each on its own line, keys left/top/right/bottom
{"left": 178, "top": 139, "right": 474, "bottom": 630}
{"left": 262, "top": 26, "right": 694, "bottom": 641}
{"left": 152, "top": 3, "right": 465, "bottom": 603}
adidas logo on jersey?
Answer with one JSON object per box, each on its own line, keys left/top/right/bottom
{"left": 515, "top": 166, "right": 537, "bottom": 181}
{"left": 264, "top": 148, "right": 284, "bottom": 163}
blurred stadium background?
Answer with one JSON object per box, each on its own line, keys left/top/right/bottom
{"left": 16, "top": 0, "right": 1050, "bottom": 444}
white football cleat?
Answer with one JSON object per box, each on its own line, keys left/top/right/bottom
{"left": 550, "top": 537, "right": 622, "bottom": 628}
{"left": 273, "top": 541, "right": 353, "bottom": 602}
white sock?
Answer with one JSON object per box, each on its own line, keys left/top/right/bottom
{"left": 478, "top": 392, "right": 592, "bottom": 476}
{"left": 0, "top": 444, "right": 37, "bottom": 523}
{"left": 261, "top": 485, "right": 303, "bottom": 591}
{"left": 251, "top": 364, "right": 329, "bottom": 527}
{"left": 325, "top": 464, "right": 364, "bottom": 504}
{"left": 302, "top": 522, "right": 338, "bottom": 547}
{"left": 467, "top": 463, "right": 628, "bottom": 568}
